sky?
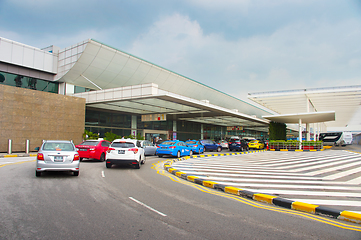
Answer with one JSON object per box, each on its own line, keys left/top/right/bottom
{"left": 1, "top": 0, "right": 361, "bottom": 127}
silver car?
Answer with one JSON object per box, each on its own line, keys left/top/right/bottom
{"left": 35, "top": 140, "right": 80, "bottom": 177}
{"left": 140, "top": 140, "right": 157, "bottom": 156}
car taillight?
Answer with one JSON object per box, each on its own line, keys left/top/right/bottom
{"left": 192, "top": 145, "right": 197, "bottom": 147}
{"left": 169, "top": 146, "right": 176, "bottom": 149}
{"left": 107, "top": 148, "right": 115, "bottom": 153}
{"left": 37, "top": 153, "right": 44, "bottom": 161}
{"left": 129, "top": 148, "right": 138, "bottom": 154}
{"left": 74, "top": 154, "right": 80, "bottom": 161}
{"left": 89, "top": 148, "right": 95, "bottom": 151}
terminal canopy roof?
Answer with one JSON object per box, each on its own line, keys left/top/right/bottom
{"left": 58, "top": 39, "right": 272, "bottom": 131}
{"left": 72, "top": 84, "right": 269, "bottom": 131}
{"left": 248, "top": 86, "right": 361, "bottom": 127}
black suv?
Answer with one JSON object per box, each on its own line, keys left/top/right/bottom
{"left": 229, "top": 138, "right": 249, "bottom": 152}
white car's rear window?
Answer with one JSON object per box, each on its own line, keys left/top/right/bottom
{"left": 111, "top": 142, "right": 135, "bottom": 148}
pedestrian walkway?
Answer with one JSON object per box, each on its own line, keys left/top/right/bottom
{"left": 171, "top": 150, "right": 361, "bottom": 213}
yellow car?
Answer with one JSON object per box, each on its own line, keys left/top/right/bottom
{"left": 248, "top": 140, "right": 265, "bottom": 149}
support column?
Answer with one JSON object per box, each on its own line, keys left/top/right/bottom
{"left": 306, "top": 123, "right": 310, "bottom": 141}
{"left": 131, "top": 115, "right": 137, "bottom": 137}
{"left": 173, "top": 121, "right": 177, "bottom": 140}
{"left": 201, "top": 124, "right": 204, "bottom": 139}
{"left": 299, "top": 119, "right": 302, "bottom": 150}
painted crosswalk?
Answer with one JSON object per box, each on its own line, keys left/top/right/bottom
{"left": 171, "top": 150, "right": 361, "bottom": 213}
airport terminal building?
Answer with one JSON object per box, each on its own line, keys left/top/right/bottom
{"left": 0, "top": 37, "right": 272, "bottom": 152}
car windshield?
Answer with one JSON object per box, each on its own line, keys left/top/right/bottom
{"left": 79, "top": 141, "right": 99, "bottom": 146}
{"left": 250, "top": 140, "right": 258, "bottom": 143}
{"left": 186, "top": 141, "right": 196, "bottom": 144}
{"left": 161, "top": 141, "right": 176, "bottom": 145}
{"left": 229, "top": 139, "right": 240, "bottom": 143}
{"left": 43, "top": 142, "right": 74, "bottom": 151}
{"left": 111, "top": 142, "right": 135, "bottom": 148}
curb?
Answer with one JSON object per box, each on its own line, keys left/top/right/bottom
{"left": 0, "top": 153, "right": 37, "bottom": 158}
{"left": 163, "top": 150, "right": 361, "bottom": 224}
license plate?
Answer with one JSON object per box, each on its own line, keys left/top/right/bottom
{"left": 54, "top": 156, "right": 63, "bottom": 162}
{"left": 118, "top": 150, "right": 125, "bottom": 154}
{"left": 78, "top": 149, "right": 87, "bottom": 151}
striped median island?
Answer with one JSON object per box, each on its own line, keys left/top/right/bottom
{"left": 163, "top": 150, "right": 361, "bottom": 224}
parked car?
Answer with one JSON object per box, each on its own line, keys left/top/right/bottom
{"left": 105, "top": 139, "right": 145, "bottom": 169}
{"left": 229, "top": 138, "right": 249, "bottom": 152}
{"left": 217, "top": 140, "right": 229, "bottom": 149}
{"left": 248, "top": 140, "right": 265, "bottom": 149}
{"left": 185, "top": 140, "right": 205, "bottom": 154}
{"left": 75, "top": 139, "right": 111, "bottom": 161}
{"left": 156, "top": 140, "right": 193, "bottom": 158}
{"left": 35, "top": 140, "right": 80, "bottom": 177}
{"left": 140, "top": 140, "right": 157, "bottom": 156}
{"left": 200, "top": 139, "right": 222, "bottom": 152}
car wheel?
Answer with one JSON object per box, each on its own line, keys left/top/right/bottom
{"left": 100, "top": 153, "right": 105, "bottom": 162}
{"left": 189, "top": 150, "right": 193, "bottom": 157}
{"left": 157, "top": 154, "right": 163, "bottom": 158}
{"left": 229, "top": 148, "right": 232, "bottom": 152}
{"left": 106, "top": 162, "right": 112, "bottom": 168}
{"left": 200, "top": 148, "right": 204, "bottom": 154}
{"left": 141, "top": 156, "right": 146, "bottom": 164}
{"left": 80, "top": 158, "right": 83, "bottom": 162}
{"left": 135, "top": 159, "right": 141, "bottom": 169}
{"left": 177, "top": 151, "right": 181, "bottom": 158}
{"left": 35, "top": 171, "right": 41, "bottom": 177}
{"left": 73, "top": 171, "right": 79, "bottom": 176}
{"left": 217, "top": 147, "right": 221, "bottom": 152}
{"left": 247, "top": 147, "right": 249, "bottom": 151}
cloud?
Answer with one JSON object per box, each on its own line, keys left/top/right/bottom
{"left": 128, "top": 13, "right": 361, "bottom": 102}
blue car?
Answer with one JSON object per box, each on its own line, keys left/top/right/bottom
{"left": 156, "top": 140, "right": 193, "bottom": 158}
{"left": 185, "top": 140, "right": 205, "bottom": 154}
{"left": 200, "top": 139, "right": 222, "bottom": 152}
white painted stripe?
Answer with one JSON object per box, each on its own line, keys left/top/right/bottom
{"left": 290, "top": 199, "right": 361, "bottom": 207}
{"left": 215, "top": 182, "right": 361, "bottom": 191}
{"left": 129, "top": 197, "right": 167, "bottom": 217}
{"left": 101, "top": 171, "right": 105, "bottom": 178}
{"left": 195, "top": 176, "right": 347, "bottom": 185}
{"left": 243, "top": 189, "right": 361, "bottom": 198}
{"left": 323, "top": 166, "right": 361, "bottom": 180}
{"left": 172, "top": 171, "right": 322, "bottom": 180}
{"left": 346, "top": 176, "right": 361, "bottom": 184}
{"left": 305, "top": 161, "right": 361, "bottom": 176}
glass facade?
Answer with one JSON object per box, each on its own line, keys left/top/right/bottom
{"left": 0, "top": 71, "right": 58, "bottom": 93}
{"left": 84, "top": 108, "right": 268, "bottom": 141}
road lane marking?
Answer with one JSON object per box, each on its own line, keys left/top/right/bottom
{"left": 129, "top": 197, "right": 167, "bottom": 217}
{"left": 101, "top": 171, "right": 105, "bottom": 178}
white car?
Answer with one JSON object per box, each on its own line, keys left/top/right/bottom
{"left": 105, "top": 139, "right": 146, "bottom": 169}
{"left": 217, "top": 140, "right": 229, "bottom": 149}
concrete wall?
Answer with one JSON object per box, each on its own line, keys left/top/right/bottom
{"left": 0, "top": 84, "right": 85, "bottom": 152}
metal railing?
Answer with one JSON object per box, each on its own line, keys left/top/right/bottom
{"left": 269, "top": 141, "right": 323, "bottom": 151}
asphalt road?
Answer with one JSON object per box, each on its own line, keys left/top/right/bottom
{"left": 1, "top": 152, "right": 361, "bottom": 239}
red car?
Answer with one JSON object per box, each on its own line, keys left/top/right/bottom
{"left": 76, "top": 140, "right": 111, "bottom": 161}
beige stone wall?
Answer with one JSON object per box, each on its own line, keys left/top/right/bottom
{"left": 0, "top": 84, "right": 85, "bottom": 152}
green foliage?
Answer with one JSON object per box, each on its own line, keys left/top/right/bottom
{"left": 104, "top": 132, "right": 120, "bottom": 142}
{"left": 83, "top": 129, "right": 98, "bottom": 140}
{"left": 269, "top": 121, "right": 287, "bottom": 141}
{"left": 104, "top": 132, "right": 145, "bottom": 142}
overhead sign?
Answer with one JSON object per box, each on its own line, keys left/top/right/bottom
{"left": 227, "top": 126, "right": 243, "bottom": 131}
{"left": 141, "top": 114, "right": 166, "bottom": 122}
